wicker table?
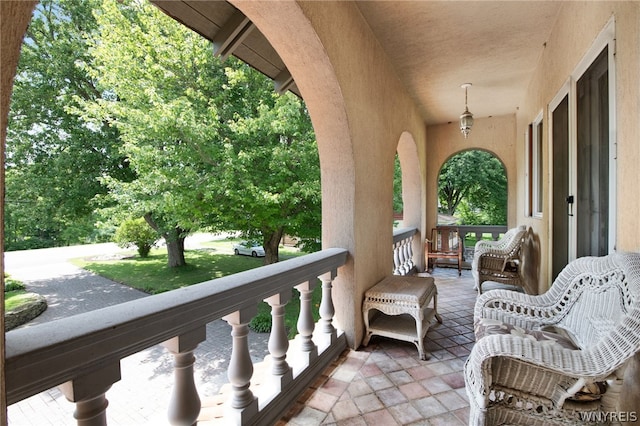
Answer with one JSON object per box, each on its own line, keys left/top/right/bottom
{"left": 362, "top": 275, "right": 442, "bottom": 360}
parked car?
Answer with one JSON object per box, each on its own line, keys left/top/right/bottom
{"left": 232, "top": 241, "right": 265, "bottom": 257}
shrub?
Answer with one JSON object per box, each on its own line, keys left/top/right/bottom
{"left": 249, "top": 313, "right": 272, "bottom": 333}
{"left": 4, "top": 274, "right": 25, "bottom": 292}
{"left": 113, "top": 218, "right": 159, "bottom": 258}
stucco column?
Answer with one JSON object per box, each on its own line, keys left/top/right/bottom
{"left": 1, "top": 2, "right": 38, "bottom": 421}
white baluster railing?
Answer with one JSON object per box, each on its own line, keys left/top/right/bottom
{"left": 392, "top": 227, "right": 418, "bottom": 275}
{"left": 6, "top": 248, "right": 348, "bottom": 426}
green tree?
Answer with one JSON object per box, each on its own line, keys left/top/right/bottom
{"left": 393, "top": 155, "right": 403, "bottom": 215}
{"left": 5, "top": 0, "right": 133, "bottom": 250}
{"left": 80, "top": 0, "right": 320, "bottom": 266}
{"left": 438, "top": 150, "right": 507, "bottom": 225}
{"left": 221, "top": 88, "right": 320, "bottom": 263}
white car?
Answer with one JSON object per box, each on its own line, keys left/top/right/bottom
{"left": 232, "top": 241, "right": 265, "bottom": 257}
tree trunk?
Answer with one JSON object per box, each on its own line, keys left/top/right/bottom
{"left": 263, "top": 227, "right": 284, "bottom": 265}
{"left": 166, "top": 235, "right": 186, "bottom": 268}
{"left": 143, "top": 213, "right": 187, "bottom": 268}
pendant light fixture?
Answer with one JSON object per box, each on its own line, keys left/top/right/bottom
{"left": 460, "top": 83, "right": 474, "bottom": 138}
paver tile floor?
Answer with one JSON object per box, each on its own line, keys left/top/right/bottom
{"left": 277, "top": 267, "right": 481, "bottom": 425}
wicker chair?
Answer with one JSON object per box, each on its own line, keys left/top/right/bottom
{"left": 465, "top": 252, "right": 640, "bottom": 425}
{"left": 472, "top": 225, "right": 527, "bottom": 294}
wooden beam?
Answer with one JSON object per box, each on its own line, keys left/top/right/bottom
{"left": 212, "top": 9, "right": 255, "bottom": 61}
{"left": 274, "top": 68, "right": 294, "bottom": 95}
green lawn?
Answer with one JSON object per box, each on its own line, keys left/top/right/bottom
{"left": 71, "top": 238, "right": 303, "bottom": 294}
{"left": 72, "top": 238, "right": 316, "bottom": 338}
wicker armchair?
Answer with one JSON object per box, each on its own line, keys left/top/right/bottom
{"left": 472, "top": 225, "right": 527, "bottom": 294}
{"left": 465, "top": 252, "right": 640, "bottom": 425}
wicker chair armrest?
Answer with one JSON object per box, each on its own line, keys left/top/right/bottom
{"left": 474, "top": 289, "right": 555, "bottom": 327}
{"left": 465, "top": 334, "right": 605, "bottom": 411}
{"left": 474, "top": 239, "right": 502, "bottom": 251}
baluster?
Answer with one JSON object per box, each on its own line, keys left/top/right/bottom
{"left": 318, "top": 270, "right": 338, "bottom": 347}
{"left": 295, "top": 280, "right": 318, "bottom": 364}
{"left": 398, "top": 240, "right": 406, "bottom": 275}
{"left": 403, "top": 237, "right": 413, "bottom": 273}
{"left": 162, "top": 327, "right": 206, "bottom": 426}
{"left": 58, "top": 363, "right": 120, "bottom": 426}
{"left": 265, "top": 292, "right": 293, "bottom": 391}
{"left": 393, "top": 241, "right": 401, "bottom": 274}
{"left": 223, "top": 307, "right": 259, "bottom": 423}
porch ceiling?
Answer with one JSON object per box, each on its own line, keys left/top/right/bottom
{"left": 152, "top": 1, "right": 562, "bottom": 125}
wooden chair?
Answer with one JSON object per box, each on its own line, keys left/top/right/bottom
{"left": 425, "top": 226, "right": 462, "bottom": 276}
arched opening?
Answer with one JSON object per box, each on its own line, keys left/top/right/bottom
{"left": 437, "top": 149, "right": 507, "bottom": 227}
{"left": 436, "top": 149, "right": 508, "bottom": 267}
{"left": 396, "top": 132, "right": 422, "bottom": 229}
{"left": 393, "top": 154, "right": 403, "bottom": 226}
{"left": 3, "top": 0, "right": 360, "bottom": 338}
{"left": 394, "top": 132, "right": 424, "bottom": 271}
{"left": 2, "top": 2, "right": 359, "bottom": 421}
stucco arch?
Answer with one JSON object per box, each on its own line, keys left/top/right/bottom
{"left": 426, "top": 115, "right": 517, "bottom": 232}
{"left": 396, "top": 131, "right": 426, "bottom": 270}
{"left": 397, "top": 132, "right": 421, "bottom": 228}
{"left": 233, "top": 2, "right": 428, "bottom": 348}
{"left": 231, "top": 1, "right": 354, "bottom": 249}
{"left": 230, "top": 2, "right": 361, "bottom": 344}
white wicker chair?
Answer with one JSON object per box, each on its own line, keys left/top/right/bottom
{"left": 472, "top": 225, "right": 527, "bottom": 294}
{"left": 465, "top": 252, "right": 640, "bottom": 425}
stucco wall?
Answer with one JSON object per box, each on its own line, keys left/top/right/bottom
{"left": 426, "top": 114, "right": 518, "bottom": 231}
{"left": 236, "top": 1, "right": 428, "bottom": 347}
{"left": 518, "top": 2, "right": 640, "bottom": 292}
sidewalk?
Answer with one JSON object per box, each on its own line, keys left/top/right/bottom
{"left": 6, "top": 234, "right": 270, "bottom": 425}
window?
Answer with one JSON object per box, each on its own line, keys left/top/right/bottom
{"left": 526, "top": 112, "right": 544, "bottom": 217}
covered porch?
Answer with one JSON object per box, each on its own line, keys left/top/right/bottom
{"left": 3, "top": 0, "right": 640, "bottom": 425}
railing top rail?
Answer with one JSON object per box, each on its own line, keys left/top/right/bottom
{"left": 454, "top": 225, "right": 508, "bottom": 232}
{"left": 393, "top": 227, "right": 418, "bottom": 243}
{"left": 6, "top": 247, "right": 348, "bottom": 404}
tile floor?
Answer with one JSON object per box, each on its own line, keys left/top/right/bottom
{"left": 278, "top": 267, "right": 480, "bottom": 425}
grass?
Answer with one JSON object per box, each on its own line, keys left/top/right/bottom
{"left": 5, "top": 290, "right": 39, "bottom": 312}
{"left": 71, "top": 238, "right": 303, "bottom": 294}
{"left": 4, "top": 274, "right": 32, "bottom": 312}
{"left": 464, "top": 234, "right": 503, "bottom": 248}
{"left": 73, "top": 249, "right": 267, "bottom": 294}
{"left": 72, "top": 237, "right": 314, "bottom": 337}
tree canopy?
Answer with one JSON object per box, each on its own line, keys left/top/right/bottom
{"left": 393, "top": 155, "right": 403, "bottom": 215}
{"left": 438, "top": 150, "right": 507, "bottom": 225}
{"left": 76, "top": 0, "right": 320, "bottom": 265}
{"left": 5, "top": 0, "right": 133, "bottom": 249}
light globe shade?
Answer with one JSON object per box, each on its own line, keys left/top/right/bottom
{"left": 460, "top": 107, "right": 473, "bottom": 138}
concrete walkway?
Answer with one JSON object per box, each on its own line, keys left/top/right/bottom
{"left": 5, "top": 235, "right": 270, "bottom": 425}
